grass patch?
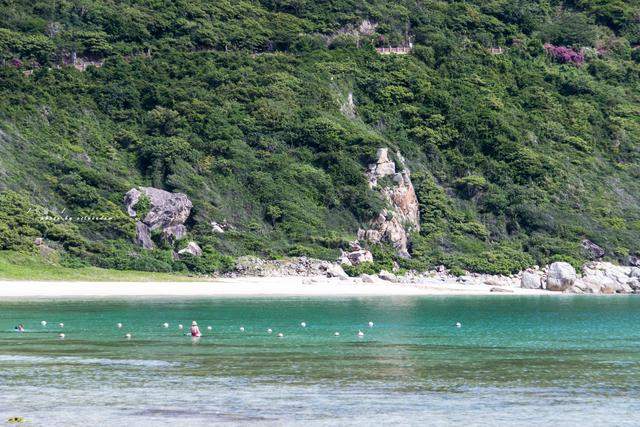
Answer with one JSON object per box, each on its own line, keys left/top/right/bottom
{"left": 0, "top": 251, "right": 199, "bottom": 281}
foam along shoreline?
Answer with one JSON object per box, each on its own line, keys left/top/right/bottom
{"left": 0, "top": 276, "right": 552, "bottom": 298}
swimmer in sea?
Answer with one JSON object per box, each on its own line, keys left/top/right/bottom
{"left": 190, "top": 321, "right": 202, "bottom": 337}
{"left": 14, "top": 324, "right": 24, "bottom": 332}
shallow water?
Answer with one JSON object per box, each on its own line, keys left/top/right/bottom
{"left": 1, "top": 296, "right": 639, "bottom": 426}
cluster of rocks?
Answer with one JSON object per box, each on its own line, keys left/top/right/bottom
{"left": 124, "top": 187, "right": 202, "bottom": 257}
{"left": 357, "top": 148, "right": 420, "bottom": 259}
{"left": 337, "top": 241, "right": 373, "bottom": 266}
{"left": 516, "top": 261, "right": 640, "bottom": 294}
{"left": 229, "top": 256, "right": 348, "bottom": 279}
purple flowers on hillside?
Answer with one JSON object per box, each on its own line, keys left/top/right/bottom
{"left": 544, "top": 44, "right": 584, "bottom": 65}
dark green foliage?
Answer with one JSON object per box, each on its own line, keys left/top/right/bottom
{"left": 1, "top": 0, "right": 640, "bottom": 275}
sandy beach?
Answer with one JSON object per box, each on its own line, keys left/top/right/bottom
{"left": 0, "top": 275, "right": 551, "bottom": 297}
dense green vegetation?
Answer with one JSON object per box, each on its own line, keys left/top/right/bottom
{"left": 1, "top": 0, "right": 639, "bottom": 275}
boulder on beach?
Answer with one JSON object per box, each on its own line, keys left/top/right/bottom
{"left": 546, "top": 262, "right": 576, "bottom": 291}
{"left": 521, "top": 271, "right": 543, "bottom": 289}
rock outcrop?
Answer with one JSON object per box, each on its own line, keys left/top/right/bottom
{"left": 178, "top": 241, "right": 203, "bottom": 257}
{"left": 577, "top": 262, "right": 638, "bottom": 294}
{"left": 358, "top": 148, "right": 420, "bottom": 258}
{"left": 124, "top": 187, "right": 193, "bottom": 249}
{"left": 338, "top": 241, "right": 373, "bottom": 266}
{"left": 581, "top": 239, "right": 605, "bottom": 259}
{"left": 546, "top": 262, "right": 577, "bottom": 291}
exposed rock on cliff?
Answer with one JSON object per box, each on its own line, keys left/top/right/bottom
{"left": 358, "top": 148, "right": 420, "bottom": 258}
{"left": 178, "top": 241, "right": 203, "bottom": 257}
{"left": 124, "top": 187, "right": 193, "bottom": 249}
{"left": 337, "top": 241, "right": 373, "bottom": 266}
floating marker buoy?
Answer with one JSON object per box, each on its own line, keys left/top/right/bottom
{"left": 58, "top": 323, "right": 64, "bottom": 328}
{"left": 178, "top": 324, "right": 183, "bottom": 330}
{"left": 239, "top": 326, "right": 245, "bottom": 332}
{"left": 455, "top": 322, "right": 462, "bottom": 328}
{"left": 277, "top": 332, "right": 284, "bottom": 338}
{"left": 125, "top": 333, "right": 132, "bottom": 339}
{"left": 357, "top": 330, "right": 364, "bottom": 337}
{"left": 40, "top": 321, "right": 47, "bottom": 326}
{"left": 267, "top": 328, "right": 272, "bottom": 334}
{"left": 58, "top": 333, "right": 65, "bottom": 339}
{"left": 163, "top": 323, "right": 169, "bottom": 328}
{"left": 334, "top": 332, "right": 340, "bottom": 336}
{"left": 207, "top": 326, "right": 212, "bottom": 331}
{"left": 117, "top": 323, "right": 122, "bottom": 329}
{"left": 368, "top": 321, "right": 374, "bottom": 327}
{"left": 300, "top": 322, "right": 306, "bottom": 328}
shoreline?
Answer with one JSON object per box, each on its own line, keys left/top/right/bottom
{"left": 0, "top": 275, "right": 557, "bottom": 298}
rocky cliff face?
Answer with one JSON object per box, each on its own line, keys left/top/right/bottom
{"left": 358, "top": 148, "right": 420, "bottom": 258}
{"left": 124, "top": 187, "right": 193, "bottom": 250}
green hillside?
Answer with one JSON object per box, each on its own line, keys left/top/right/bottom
{"left": 1, "top": 0, "right": 640, "bottom": 275}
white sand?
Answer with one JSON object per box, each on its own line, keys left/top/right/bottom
{"left": 0, "top": 276, "right": 551, "bottom": 297}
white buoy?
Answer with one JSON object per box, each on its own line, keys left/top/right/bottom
{"left": 300, "top": 322, "right": 307, "bottom": 328}
{"left": 163, "top": 322, "right": 169, "bottom": 328}
{"left": 40, "top": 321, "right": 47, "bottom": 326}
{"left": 117, "top": 323, "right": 123, "bottom": 329}
{"left": 277, "top": 332, "right": 284, "bottom": 338}
{"left": 178, "top": 324, "right": 184, "bottom": 330}
{"left": 125, "top": 333, "right": 132, "bottom": 339}
{"left": 368, "top": 321, "right": 374, "bottom": 328}
{"left": 357, "top": 330, "right": 364, "bottom": 337}
{"left": 58, "top": 323, "right": 64, "bottom": 328}
{"left": 58, "top": 333, "right": 65, "bottom": 339}
{"left": 334, "top": 332, "right": 340, "bottom": 336}
{"left": 455, "top": 322, "right": 462, "bottom": 328}
{"left": 207, "top": 326, "right": 212, "bottom": 331}
{"left": 239, "top": 326, "right": 245, "bottom": 332}
{"left": 267, "top": 328, "right": 272, "bottom": 334}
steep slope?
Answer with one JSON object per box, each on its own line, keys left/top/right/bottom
{"left": 1, "top": 1, "right": 639, "bottom": 274}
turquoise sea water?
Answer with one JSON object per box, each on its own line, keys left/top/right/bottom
{"left": 1, "top": 296, "right": 640, "bottom": 426}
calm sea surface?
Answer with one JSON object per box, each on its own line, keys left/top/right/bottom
{"left": 1, "top": 296, "right": 639, "bottom": 426}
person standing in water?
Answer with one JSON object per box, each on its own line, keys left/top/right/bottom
{"left": 15, "top": 324, "right": 24, "bottom": 332}
{"left": 190, "top": 321, "right": 201, "bottom": 337}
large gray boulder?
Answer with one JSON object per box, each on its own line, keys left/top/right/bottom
{"left": 125, "top": 187, "right": 192, "bottom": 231}
{"left": 125, "top": 187, "right": 193, "bottom": 249}
{"left": 161, "top": 224, "right": 187, "bottom": 244}
{"left": 546, "top": 262, "right": 577, "bottom": 291}
{"left": 134, "top": 221, "right": 154, "bottom": 249}
{"left": 521, "top": 271, "right": 542, "bottom": 289}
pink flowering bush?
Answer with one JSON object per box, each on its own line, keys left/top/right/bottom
{"left": 543, "top": 43, "right": 585, "bottom": 65}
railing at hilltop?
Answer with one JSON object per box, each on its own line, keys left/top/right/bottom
{"left": 376, "top": 46, "right": 412, "bottom": 55}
